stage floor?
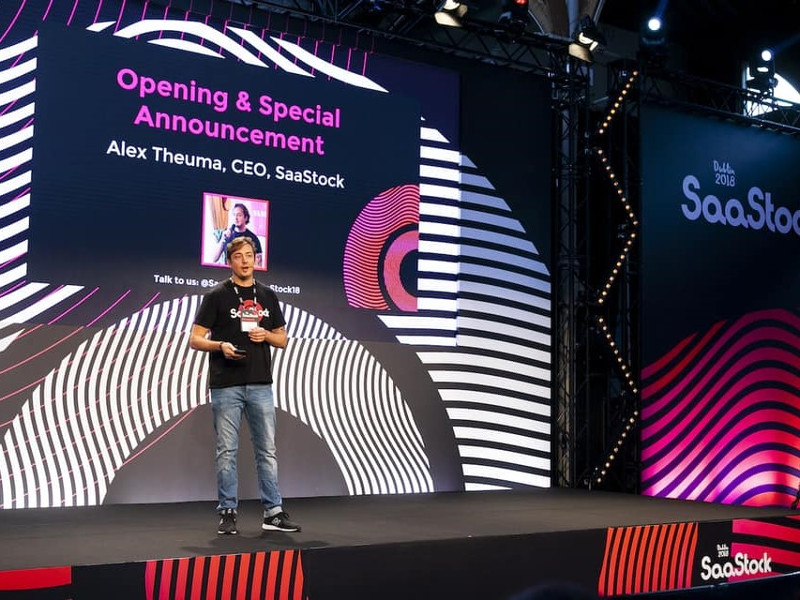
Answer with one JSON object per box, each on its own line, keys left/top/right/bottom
{"left": 0, "top": 487, "right": 794, "bottom": 572}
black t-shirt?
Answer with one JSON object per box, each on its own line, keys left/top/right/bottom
{"left": 194, "top": 279, "right": 286, "bottom": 388}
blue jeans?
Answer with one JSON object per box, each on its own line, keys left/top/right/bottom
{"left": 210, "top": 384, "right": 282, "bottom": 512}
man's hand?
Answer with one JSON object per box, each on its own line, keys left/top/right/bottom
{"left": 248, "top": 326, "right": 268, "bottom": 344}
{"left": 221, "top": 341, "right": 246, "bottom": 360}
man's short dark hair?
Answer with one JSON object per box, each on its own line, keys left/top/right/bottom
{"left": 226, "top": 236, "right": 257, "bottom": 262}
{"left": 233, "top": 203, "right": 250, "bottom": 224}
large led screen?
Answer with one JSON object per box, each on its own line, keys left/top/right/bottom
{"left": 0, "top": 0, "right": 553, "bottom": 508}
{"left": 640, "top": 104, "right": 800, "bottom": 507}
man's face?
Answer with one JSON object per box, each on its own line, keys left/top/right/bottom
{"left": 228, "top": 244, "right": 255, "bottom": 279}
{"left": 233, "top": 208, "right": 246, "bottom": 230}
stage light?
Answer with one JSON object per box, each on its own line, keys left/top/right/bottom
{"left": 758, "top": 49, "right": 774, "bottom": 70}
{"left": 747, "top": 48, "right": 777, "bottom": 94}
{"left": 639, "top": 14, "right": 667, "bottom": 65}
{"left": 434, "top": 0, "right": 468, "bottom": 28}
{"left": 569, "top": 16, "right": 605, "bottom": 64}
{"left": 568, "top": 42, "right": 593, "bottom": 63}
{"left": 575, "top": 16, "right": 605, "bottom": 51}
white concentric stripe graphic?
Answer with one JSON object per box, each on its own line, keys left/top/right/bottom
{"left": 0, "top": 142, "right": 33, "bottom": 167}
{"left": 461, "top": 280, "right": 549, "bottom": 311}
{"left": 0, "top": 285, "right": 83, "bottom": 328}
{"left": 420, "top": 164, "right": 460, "bottom": 182}
{"left": 0, "top": 57, "right": 36, "bottom": 85}
{"left": 283, "top": 304, "right": 346, "bottom": 340}
{"left": 438, "top": 389, "right": 551, "bottom": 418}
{"left": 419, "top": 298, "right": 458, "bottom": 311}
{"left": 0, "top": 264, "right": 26, "bottom": 290}
{"left": 420, "top": 202, "right": 459, "bottom": 219}
{"left": 429, "top": 371, "right": 550, "bottom": 398}
{"left": 273, "top": 338, "right": 433, "bottom": 495}
{"left": 456, "top": 316, "right": 550, "bottom": 346}
{"left": 459, "top": 445, "right": 550, "bottom": 471}
{"left": 462, "top": 173, "right": 493, "bottom": 188}
{"left": 420, "top": 128, "right": 449, "bottom": 144}
{"left": 0, "top": 298, "right": 211, "bottom": 508}
{"left": 454, "top": 427, "right": 550, "bottom": 453}
{"left": 0, "top": 171, "right": 30, "bottom": 197}
{"left": 420, "top": 183, "right": 460, "bottom": 201}
{"left": 461, "top": 244, "right": 549, "bottom": 276}
{"left": 0, "top": 298, "right": 430, "bottom": 506}
{"left": 446, "top": 407, "right": 549, "bottom": 435}
{"left": 417, "top": 352, "right": 550, "bottom": 382}
{"left": 390, "top": 142, "right": 552, "bottom": 490}
{"left": 271, "top": 35, "right": 388, "bottom": 91}
{"left": 147, "top": 38, "right": 224, "bottom": 58}
{"left": 460, "top": 226, "right": 539, "bottom": 252}
{"left": 0, "top": 36, "right": 37, "bottom": 63}
{"left": 378, "top": 316, "right": 458, "bottom": 330}
{"left": 0, "top": 103, "right": 34, "bottom": 130}
{"left": 461, "top": 209, "right": 524, "bottom": 232}
{"left": 462, "top": 464, "right": 550, "bottom": 488}
{"left": 0, "top": 216, "right": 28, "bottom": 242}
{"left": 113, "top": 20, "right": 267, "bottom": 67}
{"left": 394, "top": 335, "right": 457, "bottom": 346}
{"left": 462, "top": 190, "right": 520, "bottom": 210}
{"left": 0, "top": 80, "right": 36, "bottom": 108}
{"left": 0, "top": 190, "right": 29, "bottom": 219}
{"left": 418, "top": 239, "right": 460, "bottom": 256}
{"left": 228, "top": 28, "right": 313, "bottom": 77}
{"left": 458, "top": 298, "right": 550, "bottom": 329}
{"left": 457, "top": 335, "right": 551, "bottom": 365}
{"left": 420, "top": 146, "right": 460, "bottom": 163}
{"left": 0, "top": 282, "right": 48, "bottom": 311}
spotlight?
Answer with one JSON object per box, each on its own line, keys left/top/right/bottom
{"left": 638, "top": 14, "right": 666, "bottom": 65}
{"left": 568, "top": 42, "right": 593, "bottom": 63}
{"left": 569, "top": 16, "right": 604, "bottom": 63}
{"left": 747, "top": 48, "right": 777, "bottom": 94}
{"left": 434, "top": 0, "right": 468, "bottom": 27}
{"left": 575, "top": 16, "right": 605, "bottom": 52}
{"left": 646, "top": 17, "right": 662, "bottom": 33}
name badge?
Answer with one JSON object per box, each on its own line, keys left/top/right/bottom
{"left": 240, "top": 306, "right": 258, "bottom": 332}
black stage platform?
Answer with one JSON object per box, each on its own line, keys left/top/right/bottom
{"left": 0, "top": 489, "right": 798, "bottom": 599}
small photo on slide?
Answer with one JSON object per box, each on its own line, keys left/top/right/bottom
{"left": 201, "top": 193, "right": 269, "bottom": 270}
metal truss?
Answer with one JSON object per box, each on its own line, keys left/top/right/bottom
{"left": 179, "top": 0, "right": 574, "bottom": 75}
{"left": 640, "top": 67, "right": 800, "bottom": 135}
{"left": 552, "top": 58, "right": 592, "bottom": 489}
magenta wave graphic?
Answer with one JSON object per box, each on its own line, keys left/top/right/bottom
{"left": 729, "top": 516, "right": 800, "bottom": 581}
{"left": 641, "top": 308, "right": 800, "bottom": 507}
{"left": 343, "top": 184, "right": 419, "bottom": 311}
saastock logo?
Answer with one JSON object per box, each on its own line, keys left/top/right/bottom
{"left": 680, "top": 171, "right": 800, "bottom": 237}
{"left": 699, "top": 546, "right": 773, "bottom": 582}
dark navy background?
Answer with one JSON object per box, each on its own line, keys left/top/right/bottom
{"left": 641, "top": 104, "right": 800, "bottom": 363}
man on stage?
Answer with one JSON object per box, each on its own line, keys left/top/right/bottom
{"left": 189, "top": 236, "right": 300, "bottom": 535}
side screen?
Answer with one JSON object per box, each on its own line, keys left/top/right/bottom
{"left": 640, "top": 104, "right": 800, "bottom": 507}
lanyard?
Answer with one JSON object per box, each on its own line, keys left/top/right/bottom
{"left": 231, "top": 279, "right": 258, "bottom": 306}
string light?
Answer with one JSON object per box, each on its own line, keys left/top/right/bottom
{"left": 591, "top": 69, "right": 641, "bottom": 488}
{"left": 593, "top": 407, "right": 641, "bottom": 485}
{"left": 592, "top": 145, "right": 638, "bottom": 307}
{"left": 596, "top": 70, "right": 638, "bottom": 136}
{"left": 592, "top": 313, "right": 640, "bottom": 486}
